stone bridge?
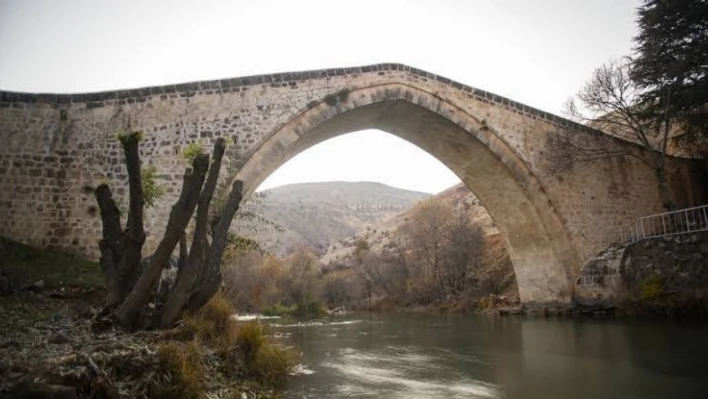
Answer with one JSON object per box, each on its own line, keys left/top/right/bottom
{"left": 0, "top": 63, "right": 703, "bottom": 306}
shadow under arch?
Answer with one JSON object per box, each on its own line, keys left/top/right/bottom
{"left": 234, "top": 83, "right": 580, "bottom": 306}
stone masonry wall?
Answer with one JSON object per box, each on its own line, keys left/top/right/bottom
{"left": 575, "top": 232, "right": 708, "bottom": 307}
{"left": 0, "top": 63, "right": 703, "bottom": 272}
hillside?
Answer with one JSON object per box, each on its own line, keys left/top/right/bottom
{"left": 322, "top": 183, "right": 504, "bottom": 266}
{"left": 233, "top": 182, "right": 430, "bottom": 256}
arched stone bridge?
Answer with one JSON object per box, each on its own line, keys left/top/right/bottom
{"left": 0, "top": 63, "right": 702, "bottom": 306}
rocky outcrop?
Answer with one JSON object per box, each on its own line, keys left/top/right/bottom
{"left": 575, "top": 232, "right": 708, "bottom": 308}
{"left": 574, "top": 245, "right": 626, "bottom": 307}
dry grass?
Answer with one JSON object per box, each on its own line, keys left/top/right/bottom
{"left": 252, "top": 343, "right": 296, "bottom": 387}
{"left": 172, "top": 292, "right": 296, "bottom": 389}
{"left": 235, "top": 321, "right": 265, "bottom": 364}
{"left": 174, "top": 292, "right": 239, "bottom": 346}
{"left": 151, "top": 342, "right": 204, "bottom": 399}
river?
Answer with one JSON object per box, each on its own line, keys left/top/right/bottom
{"left": 271, "top": 313, "right": 708, "bottom": 398}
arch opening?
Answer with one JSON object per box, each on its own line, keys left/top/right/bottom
{"left": 234, "top": 86, "right": 579, "bottom": 306}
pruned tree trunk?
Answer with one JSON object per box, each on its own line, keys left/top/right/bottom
{"left": 95, "top": 134, "right": 244, "bottom": 330}
{"left": 158, "top": 139, "right": 227, "bottom": 327}
{"left": 186, "top": 180, "right": 244, "bottom": 313}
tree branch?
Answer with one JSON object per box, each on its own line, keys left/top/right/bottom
{"left": 116, "top": 153, "right": 210, "bottom": 329}
{"left": 186, "top": 180, "right": 244, "bottom": 312}
{"left": 95, "top": 184, "right": 123, "bottom": 308}
{"left": 159, "top": 138, "right": 226, "bottom": 327}
{"left": 115, "top": 133, "right": 146, "bottom": 300}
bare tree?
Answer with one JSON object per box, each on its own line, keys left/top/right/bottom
{"left": 95, "top": 133, "right": 245, "bottom": 330}
{"left": 549, "top": 58, "right": 675, "bottom": 209}
{"left": 402, "top": 199, "right": 454, "bottom": 301}
{"left": 445, "top": 212, "right": 485, "bottom": 295}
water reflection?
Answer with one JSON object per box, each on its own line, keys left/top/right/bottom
{"left": 279, "top": 314, "right": 708, "bottom": 398}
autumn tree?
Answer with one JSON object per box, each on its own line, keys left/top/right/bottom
{"left": 95, "top": 133, "right": 245, "bottom": 330}
{"left": 445, "top": 212, "right": 485, "bottom": 295}
{"left": 283, "top": 246, "right": 322, "bottom": 316}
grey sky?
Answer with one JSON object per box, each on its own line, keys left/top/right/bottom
{"left": 0, "top": 0, "right": 640, "bottom": 193}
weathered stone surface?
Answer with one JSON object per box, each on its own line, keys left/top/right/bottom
{"left": 574, "top": 245, "right": 627, "bottom": 307}
{"left": 575, "top": 232, "right": 708, "bottom": 307}
{"left": 0, "top": 269, "right": 9, "bottom": 296}
{"left": 0, "top": 63, "right": 705, "bottom": 305}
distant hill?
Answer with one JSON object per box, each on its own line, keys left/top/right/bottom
{"left": 233, "top": 182, "right": 430, "bottom": 256}
{"left": 321, "top": 183, "right": 504, "bottom": 266}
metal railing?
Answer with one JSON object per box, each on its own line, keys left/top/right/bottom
{"left": 608, "top": 204, "right": 708, "bottom": 245}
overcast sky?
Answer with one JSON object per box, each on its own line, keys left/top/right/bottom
{"left": 0, "top": 0, "right": 640, "bottom": 193}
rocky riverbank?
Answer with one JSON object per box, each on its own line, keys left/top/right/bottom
{"left": 0, "top": 238, "right": 295, "bottom": 398}
{"left": 0, "top": 287, "right": 296, "bottom": 398}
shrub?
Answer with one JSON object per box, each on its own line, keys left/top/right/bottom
{"left": 171, "top": 293, "right": 294, "bottom": 390}
{"left": 253, "top": 343, "right": 296, "bottom": 387}
{"left": 182, "top": 142, "right": 205, "bottom": 163}
{"left": 141, "top": 164, "right": 164, "bottom": 208}
{"left": 173, "top": 292, "right": 238, "bottom": 348}
{"left": 261, "top": 302, "right": 297, "bottom": 317}
{"left": 197, "top": 292, "right": 236, "bottom": 337}
{"left": 292, "top": 301, "right": 327, "bottom": 319}
{"left": 639, "top": 276, "right": 663, "bottom": 301}
{"left": 235, "top": 321, "right": 295, "bottom": 387}
{"left": 477, "top": 295, "right": 493, "bottom": 311}
{"left": 151, "top": 342, "right": 204, "bottom": 399}
{"left": 235, "top": 321, "right": 265, "bottom": 363}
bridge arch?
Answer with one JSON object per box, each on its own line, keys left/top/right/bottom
{"left": 234, "top": 83, "right": 580, "bottom": 306}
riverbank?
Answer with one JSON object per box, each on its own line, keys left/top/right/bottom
{"left": 0, "top": 239, "right": 295, "bottom": 398}
{"left": 0, "top": 289, "right": 298, "bottom": 398}
{"left": 353, "top": 293, "right": 521, "bottom": 315}
{"left": 353, "top": 293, "right": 708, "bottom": 321}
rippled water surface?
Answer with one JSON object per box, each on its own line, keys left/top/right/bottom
{"left": 275, "top": 313, "right": 708, "bottom": 398}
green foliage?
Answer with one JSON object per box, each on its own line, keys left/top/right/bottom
{"left": 632, "top": 0, "right": 708, "bottom": 139}
{"left": 291, "top": 301, "right": 327, "bottom": 319}
{"left": 182, "top": 142, "right": 206, "bottom": 163}
{"left": 260, "top": 302, "right": 297, "bottom": 317}
{"left": 259, "top": 301, "right": 325, "bottom": 319}
{"left": 639, "top": 275, "right": 663, "bottom": 301}
{"left": 141, "top": 164, "right": 165, "bottom": 209}
{"left": 115, "top": 130, "right": 144, "bottom": 146}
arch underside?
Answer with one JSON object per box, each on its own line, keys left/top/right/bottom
{"left": 235, "top": 85, "right": 579, "bottom": 306}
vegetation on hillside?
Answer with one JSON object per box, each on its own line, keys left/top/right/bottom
{"left": 223, "top": 196, "right": 516, "bottom": 315}
{"left": 233, "top": 182, "right": 429, "bottom": 256}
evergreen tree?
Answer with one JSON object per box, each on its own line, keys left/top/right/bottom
{"left": 632, "top": 0, "right": 708, "bottom": 151}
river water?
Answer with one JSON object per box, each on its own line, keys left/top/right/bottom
{"left": 273, "top": 313, "right": 708, "bottom": 398}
